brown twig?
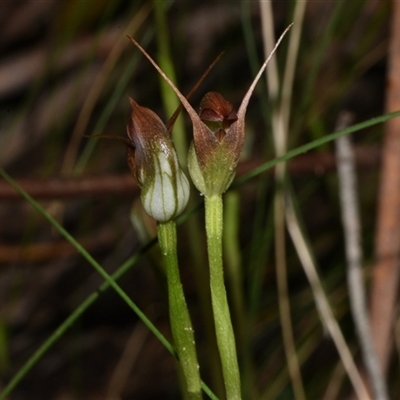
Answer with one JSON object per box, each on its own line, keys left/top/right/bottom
{"left": 0, "top": 229, "right": 116, "bottom": 264}
{"left": 0, "top": 174, "right": 139, "bottom": 200}
{"left": 0, "top": 146, "right": 380, "bottom": 200}
{"left": 371, "top": 0, "right": 400, "bottom": 377}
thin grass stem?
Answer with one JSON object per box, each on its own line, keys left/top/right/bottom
{"left": 335, "top": 112, "right": 389, "bottom": 400}
{"left": 284, "top": 193, "right": 371, "bottom": 400}
{"left": 259, "top": 1, "right": 306, "bottom": 398}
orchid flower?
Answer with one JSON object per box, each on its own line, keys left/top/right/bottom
{"left": 126, "top": 98, "right": 190, "bottom": 222}
{"left": 128, "top": 25, "right": 292, "bottom": 196}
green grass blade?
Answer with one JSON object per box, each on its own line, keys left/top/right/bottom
{"left": 0, "top": 234, "right": 158, "bottom": 400}
{"left": 0, "top": 168, "right": 174, "bottom": 349}
{"left": 0, "top": 168, "right": 218, "bottom": 399}
{"left": 234, "top": 109, "right": 400, "bottom": 187}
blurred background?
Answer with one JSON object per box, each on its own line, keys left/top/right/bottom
{"left": 0, "top": 0, "right": 398, "bottom": 399}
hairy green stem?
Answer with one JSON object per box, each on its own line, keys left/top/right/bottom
{"left": 205, "top": 195, "right": 241, "bottom": 400}
{"left": 157, "top": 221, "right": 202, "bottom": 399}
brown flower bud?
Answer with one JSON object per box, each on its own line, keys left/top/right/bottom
{"left": 199, "top": 92, "right": 238, "bottom": 131}
{"left": 126, "top": 98, "right": 190, "bottom": 222}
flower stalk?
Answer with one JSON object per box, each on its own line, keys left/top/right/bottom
{"left": 157, "top": 220, "right": 202, "bottom": 399}
{"left": 124, "top": 101, "right": 202, "bottom": 397}
{"left": 90, "top": 53, "right": 228, "bottom": 398}
{"left": 111, "top": 97, "right": 201, "bottom": 397}
{"left": 205, "top": 194, "right": 241, "bottom": 400}
{"left": 128, "top": 26, "right": 291, "bottom": 400}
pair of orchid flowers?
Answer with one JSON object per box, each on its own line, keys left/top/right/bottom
{"left": 113, "top": 32, "right": 289, "bottom": 223}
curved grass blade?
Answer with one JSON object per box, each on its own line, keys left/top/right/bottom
{"left": 233, "top": 109, "right": 400, "bottom": 187}
{"left": 0, "top": 168, "right": 218, "bottom": 400}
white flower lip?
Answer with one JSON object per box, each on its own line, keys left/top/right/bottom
{"left": 126, "top": 98, "right": 190, "bottom": 222}
{"left": 142, "top": 151, "right": 190, "bottom": 222}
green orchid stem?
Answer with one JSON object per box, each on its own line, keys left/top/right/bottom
{"left": 204, "top": 195, "right": 241, "bottom": 400}
{"left": 157, "top": 221, "right": 202, "bottom": 400}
